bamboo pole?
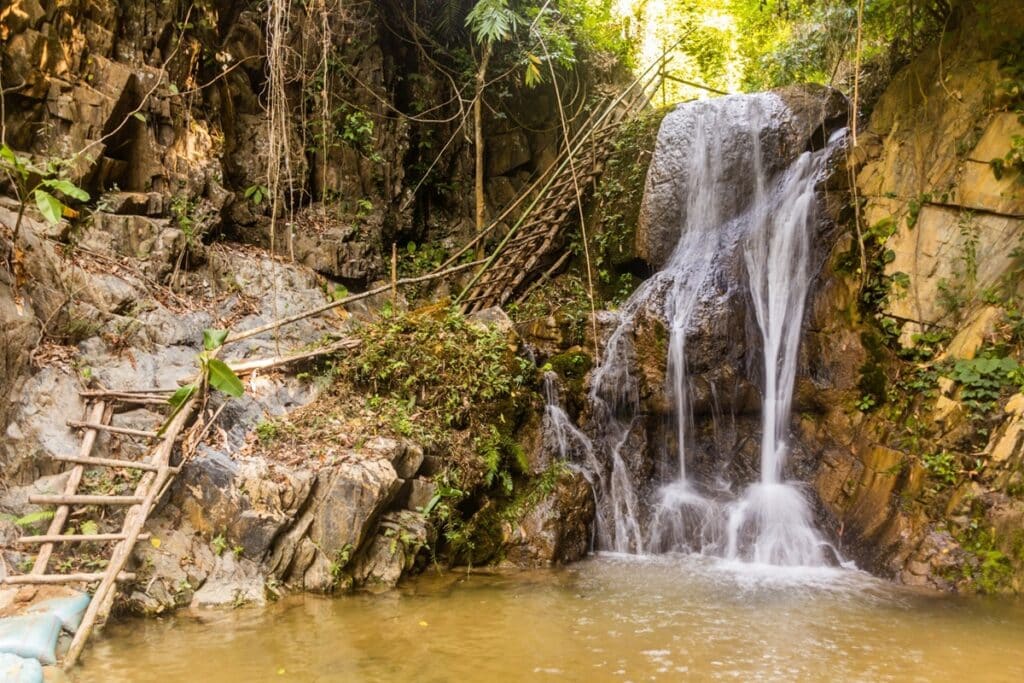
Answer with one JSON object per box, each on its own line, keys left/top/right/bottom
{"left": 66, "top": 421, "right": 158, "bottom": 439}
{"left": 3, "top": 573, "right": 135, "bottom": 585}
{"left": 29, "top": 495, "right": 146, "bottom": 506}
{"left": 30, "top": 401, "right": 107, "bottom": 576}
{"left": 63, "top": 382, "right": 200, "bottom": 667}
{"left": 18, "top": 533, "right": 151, "bottom": 544}
{"left": 52, "top": 454, "right": 180, "bottom": 473}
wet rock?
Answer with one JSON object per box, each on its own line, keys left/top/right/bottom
{"left": 501, "top": 470, "right": 595, "bottom": 566}
{"left": 637, "top": 84, "right": 848, "bottom": 268}
{"left": 172, "top": 451, "right": 313, "bottom": 562}
{"left": 353, "top": 511, "right": 434, "bottom": 590}
{"left": 271, "top": 456, "right": 401, "bottom": 592}
{"left": 405, "top": 478, "right": 437, "bottom": 512}
{"left": 362, "top": 437, "right": 424, "bottom": 479}
{"left": 190, "top": 553, "right": 266, "bottom": 609}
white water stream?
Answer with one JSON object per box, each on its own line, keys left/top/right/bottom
{"left": 548, "top": 93, "right": 845, "bottom": 566}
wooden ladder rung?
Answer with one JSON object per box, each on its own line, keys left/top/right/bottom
{"left": 16, "top": 532, "right": 151, "bottom": 544}
{"left": 1, "top": 572, "right": 136, "bottom": 586}
{"left": 29, "top": 494, "right": 146, "bottom": 506}
{"left": 66, "top": 420, "right": 159, "bottom": 439}
{"left": 53, "top": 454, "right": 180, "bottom": 473}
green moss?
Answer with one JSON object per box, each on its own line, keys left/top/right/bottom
{"left": 547, "top": 349, "right": 593, "bottom": 381}
{"left": 856, "top": 329, "right": 889, "bottom": 411}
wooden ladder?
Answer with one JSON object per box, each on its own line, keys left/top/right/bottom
{"left": 1, "top": 389, "right": 183, "bottom": 667}
{"left": 458, "top": 76, "right": 657, "bottom": 313}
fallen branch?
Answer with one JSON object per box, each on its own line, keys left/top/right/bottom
{"left": 224, "top": 258, "right": 484, "bottom": 347}
{"left": 228, "top": 337, "right": 361, "bottom": 375}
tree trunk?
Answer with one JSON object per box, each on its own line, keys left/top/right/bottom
{"left": 474, "top": 43, "right": 491, "bottom": 258}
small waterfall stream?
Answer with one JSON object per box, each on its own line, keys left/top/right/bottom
{"left": 546, "top": 93, "right": 845, "bottom": 566}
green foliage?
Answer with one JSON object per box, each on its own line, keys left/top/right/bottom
{"left": 243, "top": 184, "right": 269, "bottom": 205}
{"left": 947, "top": 355, "right": 1020, "bottom": 416}
{"left": 14, "top": 509, "right": 55, "bottom": 529}
{"left": 255, "top": 419, "right": 280, "bottom": 444}
{"left": 990, "top": 135, "right": 1024, "bottom": 184}
{"left": 957, "top": 520, "right": 1014, "bottom": 594}
{"left": 211, "top": 533, "right": 229, "bottom": 556}
{"left": 340, "top": 110, "right": 376, "bottom": 154}
{"left": 344, "top": 306, "right": 531, "bottom": 430}
{"left": 169, "top": 194, "right": 198, "bottom": 245}
{"left": 583, "top": 109, "right": 663, "bottom": 296}
{"left": 203, "top": 328, "right": 229, "bottom": 350}
{"left": 922, "top": 450, "right": 958, "bottom": 486}
{"left": 476, "top": 425, "right": 529, "bottom": 494}
{"left": 207, "top": 358, "right": 245, "bottom": 397}
{"left": 466, "top": 0, "right": 520, "bottom": 44}
{"left": 162, "top": 383, "right": 198, "bottom": 434}
{"left": 0, "top": 143, "right": 89, "bottom": 231}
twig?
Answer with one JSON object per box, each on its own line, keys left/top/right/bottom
{"left": 225, "top": 258, "right": 484, "bottom": 346}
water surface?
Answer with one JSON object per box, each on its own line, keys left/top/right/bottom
{"left": 75, "top": 554, "right": 1024, "bottom": 682}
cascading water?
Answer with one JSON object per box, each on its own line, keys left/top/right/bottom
{"left": 547, "top": 91, "right": 846, "bottom": 566}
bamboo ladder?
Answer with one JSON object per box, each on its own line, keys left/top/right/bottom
{"left": 1, "top": 387, "right": 187, "bottom": 666}
{"left": 456, "top": 68, "right": 661, "bottom": 313}
{"left": 0, "top": 337, "right": 361, "bottom": 667}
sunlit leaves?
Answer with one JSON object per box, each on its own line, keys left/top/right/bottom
{"left": 466, "top": 0, "right": 519, "bottom": 44}
{"left": 207, "top": 358, "right": 245, "bottom": 397}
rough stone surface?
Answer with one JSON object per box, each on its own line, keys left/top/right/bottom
{"left": 501, "top": 471, "right": 596, "bottom": 566}
{"left": 637, "top": 84, "right": 848, "bottom": 268}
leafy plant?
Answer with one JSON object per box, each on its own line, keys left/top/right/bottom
{"left": 0, "top": 143, "right": 89, "bottom": 239}
{"left": 211, "top": 533, "right": 228, "bottom": 556}
{"left": 922, "top": 451, "right": 958, "bottom": 486}
{"left": 160, "top": 328, "right": 244, "bottom": 434}
{"left": 14, "top": 509, "right": 55, "bottom": 529}
{"left": 244, "top": 184, "right": 269, "bottom": 205}
{"left": 948, "top": 355, "right": 1020, "bottom": 415}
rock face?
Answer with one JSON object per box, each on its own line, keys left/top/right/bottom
{"left": 637, "top": 84, "right": 848, "bottom": 269}
{"left": 796, "top": 1, "right": 1024, "bottom": 591}
{"left": 599, "top": 85, "right": 848, "bottom": 500}
{"left": 500, "top": 471, "right": 595, "bottom": 566}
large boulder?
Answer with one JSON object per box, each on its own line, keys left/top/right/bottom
{"left": 501, "top": 470, "right": 595, "bottom": 566}
{"left": 637, "top": 84, "right": 848, "bottom": 268}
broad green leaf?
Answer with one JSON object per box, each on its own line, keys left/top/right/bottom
{"left": 168, "top": 383, "right": 198, "bottom": 409}
{"left": 44, "top": 178, "right": 90, "bottom": 201}
{"left": 421, "top": 493, "right": 442, "bottom": 516}
{"left": 159, "top": 383, "right": 197, "bottom": 435}
{"left": 133, "top": 112, "right": 147, "bottom": 122}
{"left": 80, "top": 520, "right": 99, "bottom": 536}
{"left": 207, "top": 358, "right": 244, "bottom": 397}
{"left": 0, "top": 143, "right": 17, "bottom": 166}
{"left": 203, "top": 328, "right": 229, "bottom": 350}
{"left": 34, "top": 189, "right": 63, "bottom": 224}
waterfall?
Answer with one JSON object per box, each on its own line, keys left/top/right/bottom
{"left": 562, "top": 92, "right": 845, "bottom": 566}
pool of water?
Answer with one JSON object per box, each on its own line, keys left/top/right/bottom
{"left": 73, "top": 553, "right": 1024, "bottom": 682}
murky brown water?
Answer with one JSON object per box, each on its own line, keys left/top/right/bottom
{"left": 73, "top": 554, "right": 1024, "bottom": 682}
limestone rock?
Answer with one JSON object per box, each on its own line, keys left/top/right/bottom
{"left": 637, "top": 84, "right": 847, "bottom": 268}
{"left": 501, "top": 470, "right": 595, "bottom": 566}
{"left": 353, "top": 511, "right": 434, "bottom": 590}
{"left": 486, "top": 131, "right": 531, "bottom": 177}
{"left": 189, "top": 553, "right": 267, "bottom": 609}
{"left": 882, "top": 206, "right": 1022, "bottom": 326}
